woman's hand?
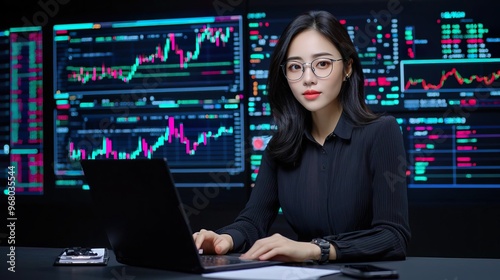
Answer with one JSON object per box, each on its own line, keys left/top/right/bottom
{"left": 240, "top": 233, "right": 322, "bottom": 262}
{"left": 193, "top": 229, "right": 234, "bottom": 255}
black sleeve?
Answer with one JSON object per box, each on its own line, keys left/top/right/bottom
{"left": 216, "top": 150, "right": 281, "bottom": 252}
{"left": 324, "top": 116, "right": 411, "bottom": 261}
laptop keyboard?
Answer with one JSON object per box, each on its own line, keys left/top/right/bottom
{"left": 200, "top": 255, "right": 249, "bottom": 267}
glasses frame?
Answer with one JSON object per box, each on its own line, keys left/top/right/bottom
{"left": 280, "top": 57, "right": 344, "bottom": 81}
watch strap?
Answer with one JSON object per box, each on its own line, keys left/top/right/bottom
{"left": 311, "top": 238, "right": 330, "bottom": 264}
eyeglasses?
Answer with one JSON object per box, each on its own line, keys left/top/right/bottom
{"left": 281, "top": 58, "right": 344, "bottom": 81}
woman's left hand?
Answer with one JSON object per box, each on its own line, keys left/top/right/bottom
{"left": 239, "top": 233, "right": 319, "bottom": 262}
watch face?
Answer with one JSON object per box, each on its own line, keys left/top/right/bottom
{"left": 313, "top": 238, "right": 329, "bottom": 247}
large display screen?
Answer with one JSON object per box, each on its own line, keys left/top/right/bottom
{"left": 247, "top": 0, "right": 500, "bottom": 188}
{"left": 53, "top": 15, "right": 246, "bottom": 189}
{"left": 0, "top": 0, "right": 497, "bottom": 196}
{"left": 1, "top": 26, "right": 43, "bottom": 195}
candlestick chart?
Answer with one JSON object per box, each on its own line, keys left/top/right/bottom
{"left": 53, "top": 86, "right": 245, "bottom": 188}
{"left": 52, "top": 16, "right": 246, "bottom": 189}
{"left": 54, "top": 16, "right": 243, "bottom": 93}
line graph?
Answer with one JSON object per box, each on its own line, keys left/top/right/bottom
{"left": 67, "top": 27, "right": 234, "bottom": 84}
{"left": 55, "top": 101, "right": 245, "bottom": 174}
{"left": 401, "top": 59, "right": 500, "bottom": 93}
{"left": 405, "top": 67, "right": 500, "bottom": 91}
{"left": 68, "top": 118, "right": 235, "bottom": 160}
{"left": 54, "top": 16, "right": 243, "bottom": 93}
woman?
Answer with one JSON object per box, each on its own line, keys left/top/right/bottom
{"left": 194, "top": 10, "right": 410, "bottom": 263}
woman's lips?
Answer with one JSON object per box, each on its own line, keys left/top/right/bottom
{"left": 303, "top": 90, "right": 321, "bottom": 100}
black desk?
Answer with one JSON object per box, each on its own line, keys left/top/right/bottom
{"left": 1, "top": 247, "right": 499, "bottom": 279}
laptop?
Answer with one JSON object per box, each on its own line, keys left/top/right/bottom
{"left": 80, "top": 158, "right": 279, "bottom": 273}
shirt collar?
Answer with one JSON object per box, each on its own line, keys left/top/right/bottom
{"left": 304, "top": 112, "right": 354, "bottom": 142}
{"left": 333, "top": 112, "right": 354, "bottom": 140}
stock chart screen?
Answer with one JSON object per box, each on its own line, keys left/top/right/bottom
{"left": 247, "top": 0, "right": 500, "bottom": 188}
{"left": 53, "top": 15, "right": 246, "bottom": 189}
{"left": 0, "top": 30, "right": 8, "bottom": 193}
{"left": 397, "top": 111, "right": 500, "bottom": 188}
{"left": 0, "top": 27, "right": 43, "bottom": 195}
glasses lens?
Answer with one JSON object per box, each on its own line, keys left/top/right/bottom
{"left": 284, "top": 61, "right": 303, "bottom": 80}
{"left": 312, "top": 58, "right": 334, "bottom": 78}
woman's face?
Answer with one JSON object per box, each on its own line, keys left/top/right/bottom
{"left": 284, "top": 29, "right": 351, "bottom": 114}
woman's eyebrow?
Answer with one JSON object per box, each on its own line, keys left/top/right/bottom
{"left": 286, "top": 52, "right": 335, "bottom": 61}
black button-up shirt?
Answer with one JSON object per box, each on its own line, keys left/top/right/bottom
{"left": 218, "top": 113, "right": 411, "bottom": 261}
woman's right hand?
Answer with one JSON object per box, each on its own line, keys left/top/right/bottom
{"left": 192, "top": 229, "right": 234, "bottom": 255}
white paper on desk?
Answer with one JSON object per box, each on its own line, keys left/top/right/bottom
{"left": 202, "top": 266, "right": 340, "bottom": 280}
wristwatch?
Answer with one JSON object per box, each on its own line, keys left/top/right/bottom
{"left": 311, "top": 238, "right": 330, "bottom": 264}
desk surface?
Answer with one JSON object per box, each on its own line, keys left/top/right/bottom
{"left": 1, "top": 247, "right": 498, "bottom": 279}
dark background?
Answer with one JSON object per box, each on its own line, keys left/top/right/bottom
{"left": 0, "top": 0, "right": 499, "bottom": 259}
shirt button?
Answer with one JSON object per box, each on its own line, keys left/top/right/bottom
{"left": 322, "top": 165, "right": 326, "bottom": 170}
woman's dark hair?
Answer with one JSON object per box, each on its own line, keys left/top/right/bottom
{"left": 267, "top": 10, "right": 379, "bottom": 166}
